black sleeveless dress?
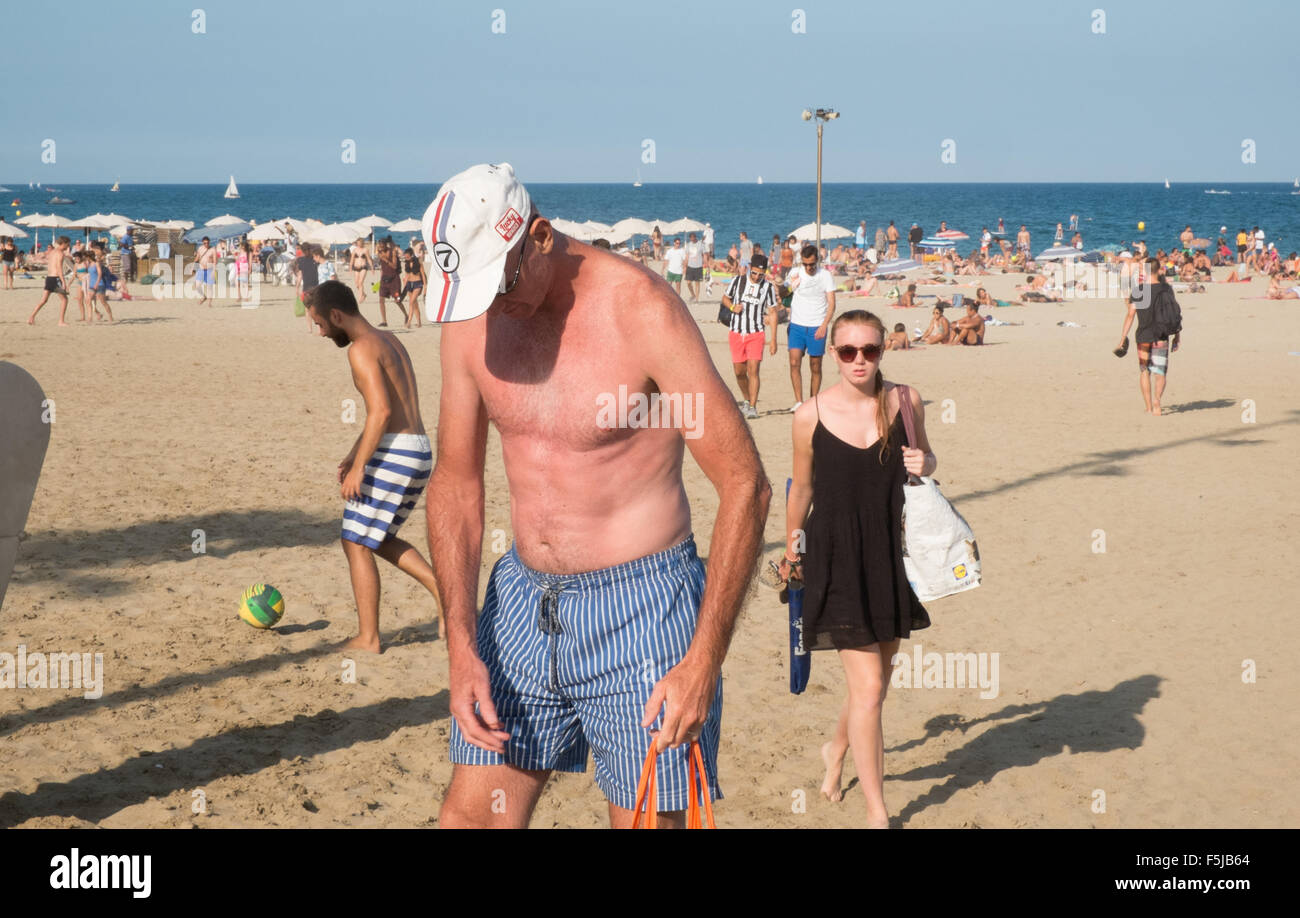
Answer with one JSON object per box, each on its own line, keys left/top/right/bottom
{"left": 802, "top": 395, "right": 930, "bottom": 650}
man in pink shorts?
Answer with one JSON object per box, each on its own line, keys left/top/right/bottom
{"left": 721, "top": 253, "right": 778, "bottom": 419}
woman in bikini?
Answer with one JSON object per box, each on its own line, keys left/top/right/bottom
{"left": 914, "top": 304, "right": 949, "bottom": 344}
{"left": 350, "top": 238, "right": 370, "bottom": 305}
{"left": 401, "top": 246, "right": 425, "bottom": 329}
{"left": 782, "top": 309, "right": 935, "bottom": 827}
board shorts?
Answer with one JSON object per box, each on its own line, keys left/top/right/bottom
{"left": 666, "top": 271, "right": 682, "bottom": 283}
{"left": 685, "top": 266, "right": 703, "bottom": 281}
{"left": 449, "top": 536, "right": 723, "bottom": 812}
{"left": 340, "top": 433, "right": 432, "bottom": 548}
{"left": 379, "top": 274, "right": 401, "bottom": 298}
{"left": 787, "top": 322, "right": 827, "bottom": 356}
{"left": 197, "top": 267, "right": 214, "bottom": 285}
{"left": 1137, "top": 340, "right": 1170, "bottom": 376}
{"left": 729, "top": 330, "right": 765, "bottom": 363}
{"left": 43, "top": 276, "right": 65, "bottom": 294}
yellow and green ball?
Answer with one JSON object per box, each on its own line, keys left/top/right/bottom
{"left": 238, "top": 583, "right": 285, "bottom": 629}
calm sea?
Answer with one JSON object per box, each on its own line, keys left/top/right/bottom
{"left": 5, "top": 182, "right": 1299, "bottom": 253}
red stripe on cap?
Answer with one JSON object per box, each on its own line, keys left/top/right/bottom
{"left": 431, "top": 192, "right": 453, "bottom": 321}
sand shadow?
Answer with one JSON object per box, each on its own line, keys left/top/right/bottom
{"left": 106, "top": 316, "right": 179, "bottom": 325}
{"left": 1161, "top": 398, "right": 1237, "bottom": 415}
{"left": 953, "top": 410, "right": 1300, "bottom": 504}
{"left": 887, "top": 674, "right": 1161, "bottom": 827}
{"left": 0, "top": 621, "right": 441, "bottom": 739}
{"left": 13, "top": 509, "right": 343, "bottom": 594}
{"left": 0, "top": 690, "right": 450, "bottom": 827}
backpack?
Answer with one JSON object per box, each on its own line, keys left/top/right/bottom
{"left": 718, "top": 274, "right": 746, "bottom": 326}
{"left": 1151, "top": 284, "right": 1182, "bottom": 339}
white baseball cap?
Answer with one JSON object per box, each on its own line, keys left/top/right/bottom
{"left": 421, "top": 163, "right": 533, "bottom": 323}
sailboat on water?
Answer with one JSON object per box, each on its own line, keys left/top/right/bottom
{"left": 633, "top": 170, "right": 642, "bottom": 188}
{"left": 757, "top": 175, "right": 763, "bottom": 185}
{"left": 1164, "top": 178, "right": 1170, "bottom": 189}
{"left": 110, "top": 180, "right": 120, "bottom": 192}
{"left": 224, "top": 175, "right": 240, "bottom": 199}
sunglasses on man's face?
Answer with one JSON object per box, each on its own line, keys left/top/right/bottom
{"left": 802, "top": 259, "right": 818, "bottom": 268}
{"left": 834, "top": 343, "right": 884, "bottom": 362}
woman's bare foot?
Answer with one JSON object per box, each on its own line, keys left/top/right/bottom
{"left": 1152, "top": 400, "right": 1162, "bottom": 416}
{"left": 820, "top": 741, "right": 845, "bottom": 802}
{"left": 866, "top": 816, "right": 890, "bottom": 829}
{"left": 342, "top": 633, "right": 381, "bottom": 654}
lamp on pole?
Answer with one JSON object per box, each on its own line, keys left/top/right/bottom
{"left": 801, "top": 107, "right": 840, "bottom": 254}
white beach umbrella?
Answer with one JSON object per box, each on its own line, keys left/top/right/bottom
{"left": 109, "top": 224, "right": 134, "bottom": 238}
{"left": 387, "top": 218, "right": 422, "bottom": 232}
{"left": 789, "top": 222, "right": 853, "bottom": 241}
{"left": 581, "top": 220, "right": 614, "bottom": 234}
{"left": 14, "top": 213, "right": 51, "bottom": 226}
{"left": 0, "top": 220, "right": 29, "bottom": 238}
{"left": 246, "top": 223, "right": 287, "bottom": 241}
{"left": 303, "top": 222, "right": 368, "bottom": 247}
{"left": 272, "top": 217, "right": 314, "bottom": 234}
{"left": 206, "top": 213, "right": 247, "bottom": 226}
{"left": 99, "top": 213, "right": 135, "bottom": 226}
{"left": 71, "top": 214, "right": 117, "bottom": 229}
{"left": 354, "top": 214, "right": 392, "bottom": 229}
{"left": 149, "top": 219, "right": 195, "bottom": 230}
{"left": 613, "top": 218, "right": 655, "bottom": 236}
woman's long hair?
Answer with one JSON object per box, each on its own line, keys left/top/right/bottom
{"left": 830, "top": 309, "right": 893, "bottom": 464}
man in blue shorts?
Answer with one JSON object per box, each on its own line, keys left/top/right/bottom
{"left": 422, "top": 163, "right": 770, "bottom": 828}
{"left": 786, "top": 244, "right": 836, "bottom": 411}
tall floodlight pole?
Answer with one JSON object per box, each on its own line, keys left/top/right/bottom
{"left": 801, "top": 107, "right": 839, "bottom": 253}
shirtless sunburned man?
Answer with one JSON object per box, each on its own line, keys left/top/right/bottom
{"left": 305, "top": 279, "right": 440, "bottom": 653}
{"left": 946, "top": 303, "right": 985, "bottom": 345}
{"left": 28, "top": 236, "right": 71, "bottom": 326}
{"left": 424, "top": 164, "right": 770, "bottom": 829}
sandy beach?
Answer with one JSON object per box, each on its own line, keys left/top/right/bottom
{"left": 1, "top": 262, "right": 1296, "bottom": 829}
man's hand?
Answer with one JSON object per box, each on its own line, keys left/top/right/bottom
{"left": 449, "top": 647, "right": 510, "bottom": 754}
{"left": 337, "top": 456, "right": 355, "bottom": 483}
{"left": 340, "top": 464, "right": 365, "bottom": 501}
{"left": 768, "top": 338, "right": 777, "bottom": 355}
{"left": 641, "top": 654, "right": 719, "bottom": 751}
{"left": 814, "top": 323, "right": 827, "bottom": 340}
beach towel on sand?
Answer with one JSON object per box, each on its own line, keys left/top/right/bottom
{"left": 341, "top": 433, "right": 432, "bottom": 549}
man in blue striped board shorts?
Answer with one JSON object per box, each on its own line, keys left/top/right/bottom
{"left": 305, "top": 280, "right": 442, "bottom": 654}
{"left": 423, "top": 164, "right": 771, "bottom": 828}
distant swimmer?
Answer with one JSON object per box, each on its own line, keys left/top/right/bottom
{"left": 305, "top": 279, "right": 440, "bottom": 653}
{"left": 425, "top": 164, "right": 769, "bottom": 828}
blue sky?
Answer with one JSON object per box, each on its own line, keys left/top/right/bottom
{"left": 2, "top": 0, "right": 1296, "bottom": 183}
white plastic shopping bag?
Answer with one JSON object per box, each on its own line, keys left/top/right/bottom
{"left": 896, "top": 385, "right": 981, "bottom": 602}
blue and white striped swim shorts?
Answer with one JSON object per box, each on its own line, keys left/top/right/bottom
{"left": 449, "top": 536, "right": 723, "bottom": 812}
{"left": 340, "top": 432, "right": 432, "bottom": 549}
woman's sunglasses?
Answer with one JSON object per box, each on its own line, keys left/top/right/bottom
{"left": 834, "top": 343, "right": 884, "bottom": 362}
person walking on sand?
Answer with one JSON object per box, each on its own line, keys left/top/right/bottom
{"left": 294, "top": 243, "right": 320, "bottom": 332}
{"left": 684, "top": 232, "right": 705, "bottom": 302}
{"left": 722, "top": 252, "right": 779, "bottom": 418}
{"left": 787, "top": 245, "right": 836, "bottom": 411}
{"left": 886, "top": 221, "right": 899, "bottom": 260}
{"left": 663, "top": 236, "right": 686, "bottom": 297}
{"left": 782, "top": 309, "right": 934, "bottom": 827}
{"left": 377, "top": 239, "right": 407, "bottom": 327}
{"left": 194, "top": 236, "right": 220, "bottom": 306}
{"left": 1117, "top": 258, "right": 1181, "bottom": 416}
{"left": 350, "top": 238, "right": 370, "bottom": 304}
{"left": 305, "top": 279, "right": 441, "bottom": 653}
{"left": 424, "top": 163, "right": 769, "bottom": 829}
{"left": 401, "top": 245, "right": 425, "bottom": 328}
{"left": 28, "top": 236, "right": 72, "bottom": 326}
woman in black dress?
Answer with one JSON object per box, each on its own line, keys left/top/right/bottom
{"left": 780, "top": 309, "right": 936, "bottom": 827}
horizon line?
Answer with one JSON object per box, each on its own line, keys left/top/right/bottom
{"left": 5, "top": 179, "right": 1298, "bottom": 187}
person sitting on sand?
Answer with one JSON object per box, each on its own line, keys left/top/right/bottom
{"left": 946, "top": 302, "right": 985, "bottom": 345}
{"left": 1266, "top": 277, "right": 1300, "bottom": 299}
{"left": 305, "top": 280, "right": 440, "bottom": 653}
{"left": 1221, "top": 262, "right": 1252, "bottom": 283}
{"left": 884, "top": 322, "right": 911, "bottom": 350}
{"left": 891, "top": 283, "right": 919, "bottom": 308}
{"left": 846, "top": 272, "right": 880, "bottom": 297}
{"left": 914, "top": 305, "right": 949, "bottom": 344}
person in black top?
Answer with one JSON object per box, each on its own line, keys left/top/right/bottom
{"left": 782, "top": 308, "right": 936, "bottom": 827}
{"left": 907, "top": 223, "right": 923, "bottom": 259}
{"left": 1, "top": 237, "right": 17, "bottom": 290}
{"left": 296, "top": 243, "right": 320, "bottom": 333}
{"left": 1118, "top": 257, "right": 1181, "bottom": 415}
{"left": 400, "top": 246, "right": 425, "bottom": 329}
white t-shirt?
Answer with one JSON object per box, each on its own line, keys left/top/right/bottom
{"left": 702, "top": 227, "right": 714, "bottom": 249}
{"left": 789, "top": 266, "right": 835, "bottom": 327}
{"left": 685, "top": 241, "right": 704, "bottom": 268}
{"left": 1254, "top": 230, "right": 1265, "bottom": 250}
{"left": 664, "top": 247, "right": 687, "bottom": 274}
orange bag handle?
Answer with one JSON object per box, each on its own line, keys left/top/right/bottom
{"left": 631, "top": 740, "right": 716, "bottom": 829}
